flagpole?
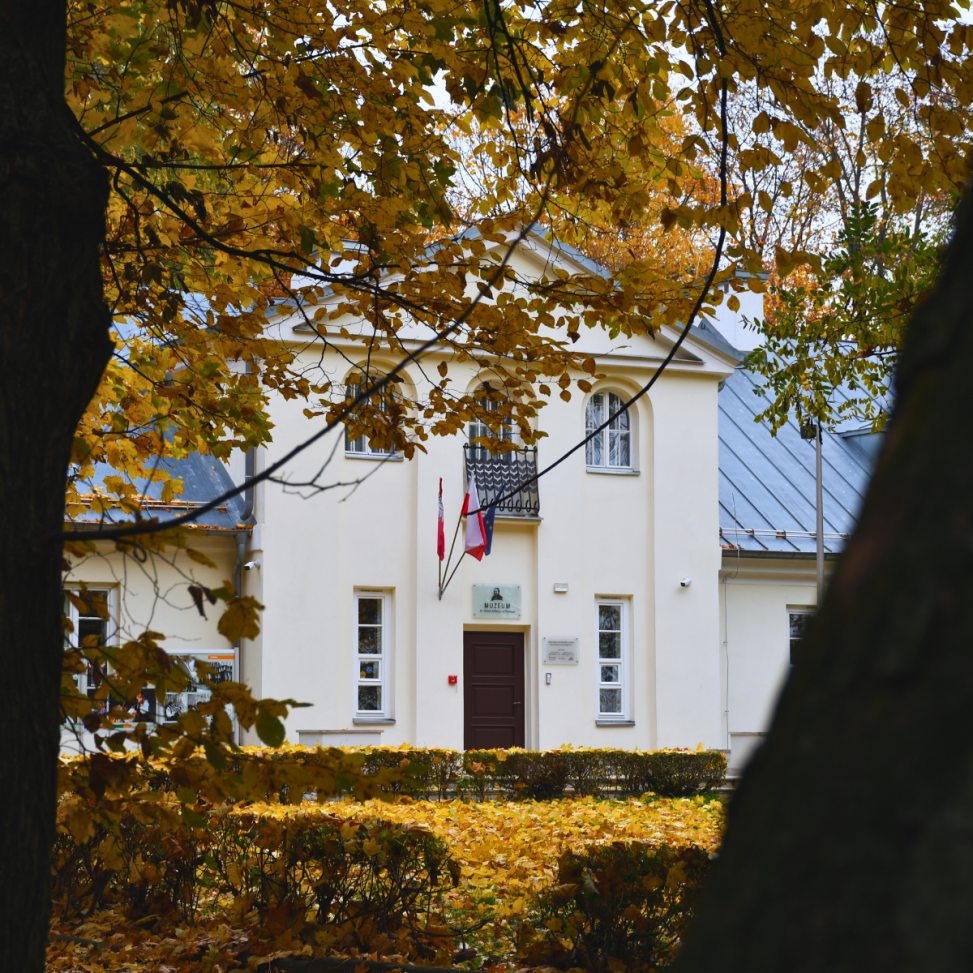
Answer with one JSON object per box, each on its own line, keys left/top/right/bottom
{"left": 439, "top": 507, "right": 465, "bottom": 600}
{"left": 440, "top": 550, "right": 466, "bottom": 599}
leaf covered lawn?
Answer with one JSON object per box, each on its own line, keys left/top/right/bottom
{"left": 46, "top": 795, "right": 725, "bottom": 972}
{"left": 328, "top": 794, "right": 725, "bottom": 922}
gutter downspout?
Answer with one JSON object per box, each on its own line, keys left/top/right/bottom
{"left": 232, "top": 446, "right": 256, "bottom": 603}
{"left": 232, "top": 447, "right": 255, "bottom": 743}
{"left": 233, "top": 358, "right": 257, "bottom": 742}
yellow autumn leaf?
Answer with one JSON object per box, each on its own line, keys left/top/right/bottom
{"left": 362, "top": 837, "right": 382, "bottom": 856}
{"left": 186, "top": 548, "right": 217, "bottom": 569}
{"left": 217, "top": 597, "right": 262, "bottom": 643}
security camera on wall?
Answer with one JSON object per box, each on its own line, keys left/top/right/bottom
{"left": 243, "top": 560, "right": 261, "bottom": 571}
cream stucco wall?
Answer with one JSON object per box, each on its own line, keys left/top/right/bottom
{"left": 719, "top": 554, "right": 836, "bottom": 772}
{"left": 242, "top": 244, "right": 736, "bottom": 749}
{"left": 64, "top": 234, "right": 747, "bottom": 754}
{"left": 63, "top": 535, "right": 237, "bottom": 652}
{"left": 61, "top": 534, "right": 238, "bottom": 752}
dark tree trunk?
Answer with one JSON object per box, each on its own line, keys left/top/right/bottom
{"left": 0, "top": 4, "right": 112, "bottom": 971}
{"left": 675, "top": 186, "right": 973, "bottom": 971}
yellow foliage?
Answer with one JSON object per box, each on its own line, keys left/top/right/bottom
{"left": 47, "top": 795, "right": 725, "bottom": 972}
{"left": 323, "top": 795, "right": 724, "bottom": 926}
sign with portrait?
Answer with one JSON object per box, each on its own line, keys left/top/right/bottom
{"left": 472, "top": 584, "right": 522, "bottom": 618}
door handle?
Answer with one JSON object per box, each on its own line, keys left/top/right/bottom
{"left": 513, "top": 701, "right": 522, "bottom": 705}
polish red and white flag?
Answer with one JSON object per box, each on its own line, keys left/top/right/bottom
{"left": 462, "top": 474, "right": 487, "bottom": 561}
{"left": 437, "top": 478, "right": 445, "bottom": 561}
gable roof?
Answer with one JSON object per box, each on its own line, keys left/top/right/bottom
{"left": 718, "top": 367, "right": 876, "bottom": 555}
{"left": 68, "top": 452, "right": 249, "bottom": 532}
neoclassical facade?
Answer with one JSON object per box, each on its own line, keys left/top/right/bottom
{"left": 63, "top": 232, "right": 872, "bottom": 770}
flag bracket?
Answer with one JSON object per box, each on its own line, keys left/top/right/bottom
{"left": 438, "top": 476, "right": 501, "bottom": 600}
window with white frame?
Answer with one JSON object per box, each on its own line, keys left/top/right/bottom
{"left": 63, "top": 588, "right": 113, "bottom": 718}
{"left": 597, "top": 600, "right": 628, "bottom": 718}
{"left": 585, "top": 392, "right": 631, "bottom": 469}
{"left": 344, "top": 374, "right": 400, "bottom": 457}
{"left": 355, "top": 593, "right": 388, "bottom": 716}
{"left": 468, "top": 388, "right": 515, "bottom": 457}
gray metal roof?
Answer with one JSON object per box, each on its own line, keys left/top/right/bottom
{"left": 693, "top": 316, "right": 744, "bottom": 360}
{"left": 718, "top": 367, "right": 877, "bottom": 555}
{"left": 69, "top": 452, "right": 248, "bottom": 532}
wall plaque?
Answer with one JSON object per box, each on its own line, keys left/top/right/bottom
{"left": 472, "top": 584, "right": 522, "bottom": 618}
{"left": 543, "top": 637, "right": 580, "bottom": 664}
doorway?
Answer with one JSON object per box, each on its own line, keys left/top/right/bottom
{"left": 463, "top": 631, "right": 525, "bottom": 749}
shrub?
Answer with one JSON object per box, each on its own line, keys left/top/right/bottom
{"left": 298, "top": 745, "right": 724, "bottom": 801}
{"left": 58, "top": 745, "right": 725, "bottom": 807}
{"left": 51, "top": 798, "right": 456, "bottom": 959}
{"left": 454, "top": 747, "right": 725, "bottom": 800}
{"left": 212, "top": 805, "right": 456, "bottom": 955}
{"left": 463, "top": 748, "right": 572, "bottom": 800}
{"left": 518, "top": 841, "right": 714, "bottom": 971}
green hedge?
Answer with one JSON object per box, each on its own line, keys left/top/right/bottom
{"left": 518, "top": 841, "right": 714, "bottom": 971}
{"left": 269, "top": 745, "right": 726, "bottom": 800}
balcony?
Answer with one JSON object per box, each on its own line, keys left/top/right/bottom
{"left": 464, "top": 445, "right": 540, "bottom": 517}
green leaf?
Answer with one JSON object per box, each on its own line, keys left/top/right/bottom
{"left": 300, "top": 225, "right": 316, "bottom": 256}
{"left": 182, "top": 804, "right": 207, "bottom": 827}
{"left": 255, "top": 707, "right": 286, "bottom": 747}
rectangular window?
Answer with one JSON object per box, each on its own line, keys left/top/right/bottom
{"left": 356, "top": 593, "right": 388, "bottom": 717}
{"left": 789, "top": 611, "right": 813, "bottom": 665}
{"left": 63, "top": 588, "right": 114, "bottom": 718}
{"left": 597, "top": 600, "right": 628, "bottom": 718}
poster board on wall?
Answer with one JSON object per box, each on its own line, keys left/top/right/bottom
{"left": 109, "top": 652, "right": 237, "bottom": 729}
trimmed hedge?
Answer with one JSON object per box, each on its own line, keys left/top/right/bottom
{"left": 52, "top": 797, "right": 455, "bottom": 960}
{"left": 518, "top": 841, "right": 714, "bottom": 971}
{"left": 276, "top": 745, "right": 726, "bottom": 800}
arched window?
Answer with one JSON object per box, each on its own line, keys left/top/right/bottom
{"left": 344, "top": 372, "right": 400, "bottom": 457}
{"left": 468, "top": 388, "right": 515, "bottom": 457}
{"left": 585, "top": 392, "right": 631, "bottom": 469}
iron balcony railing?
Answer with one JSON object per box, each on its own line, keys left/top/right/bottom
{"left": 464, "top": 444, "right": 540, "bottom": 517}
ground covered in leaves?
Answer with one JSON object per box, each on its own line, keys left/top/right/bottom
{"left": 46, "top": 795, "right": 725, "bottom": 972}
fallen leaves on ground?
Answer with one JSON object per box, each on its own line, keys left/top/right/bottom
{"left": 323, "top": 795, "right": 725, "bottom": 958}
{"left": 46, "top": 795, "right": 725, "bottom": 972}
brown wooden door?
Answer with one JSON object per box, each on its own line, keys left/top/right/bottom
{"left": 463, "top": 631, "right": 525, "bottom": 749}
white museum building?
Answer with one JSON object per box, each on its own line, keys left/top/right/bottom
{"left": 64, "top": 231, "right": 877, "bottom": 771}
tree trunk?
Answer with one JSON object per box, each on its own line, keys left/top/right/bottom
{"left": 675, "top": 186, "right": 973, "bottom": 971}
{"left": 0, "top": 5, "right": 112, "bottom": 971}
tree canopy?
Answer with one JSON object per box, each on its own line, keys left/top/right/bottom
{"left": 57, "top": 0, "right": 973, "bottom": 903}
{"left": 68, "top": 0, "right": 973, "bottom": 505}
{"left": 2, "top": 0, "right": 973, "bottom": 968}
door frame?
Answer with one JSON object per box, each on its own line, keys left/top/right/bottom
{"left": 462, "top": 626, "right": 531, "bottom": 749}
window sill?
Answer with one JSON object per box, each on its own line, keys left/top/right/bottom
{"left": 586, "top": 467, "right": 639, "bottom": 476}
{"left": 596, "top": 719, "right": 636, "bottom": 726}
{"left": 345, "top": 452, "right": 403, "bottom": 462}
{"left": 353, "top": 717, "right": 396, "bottom": 725}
